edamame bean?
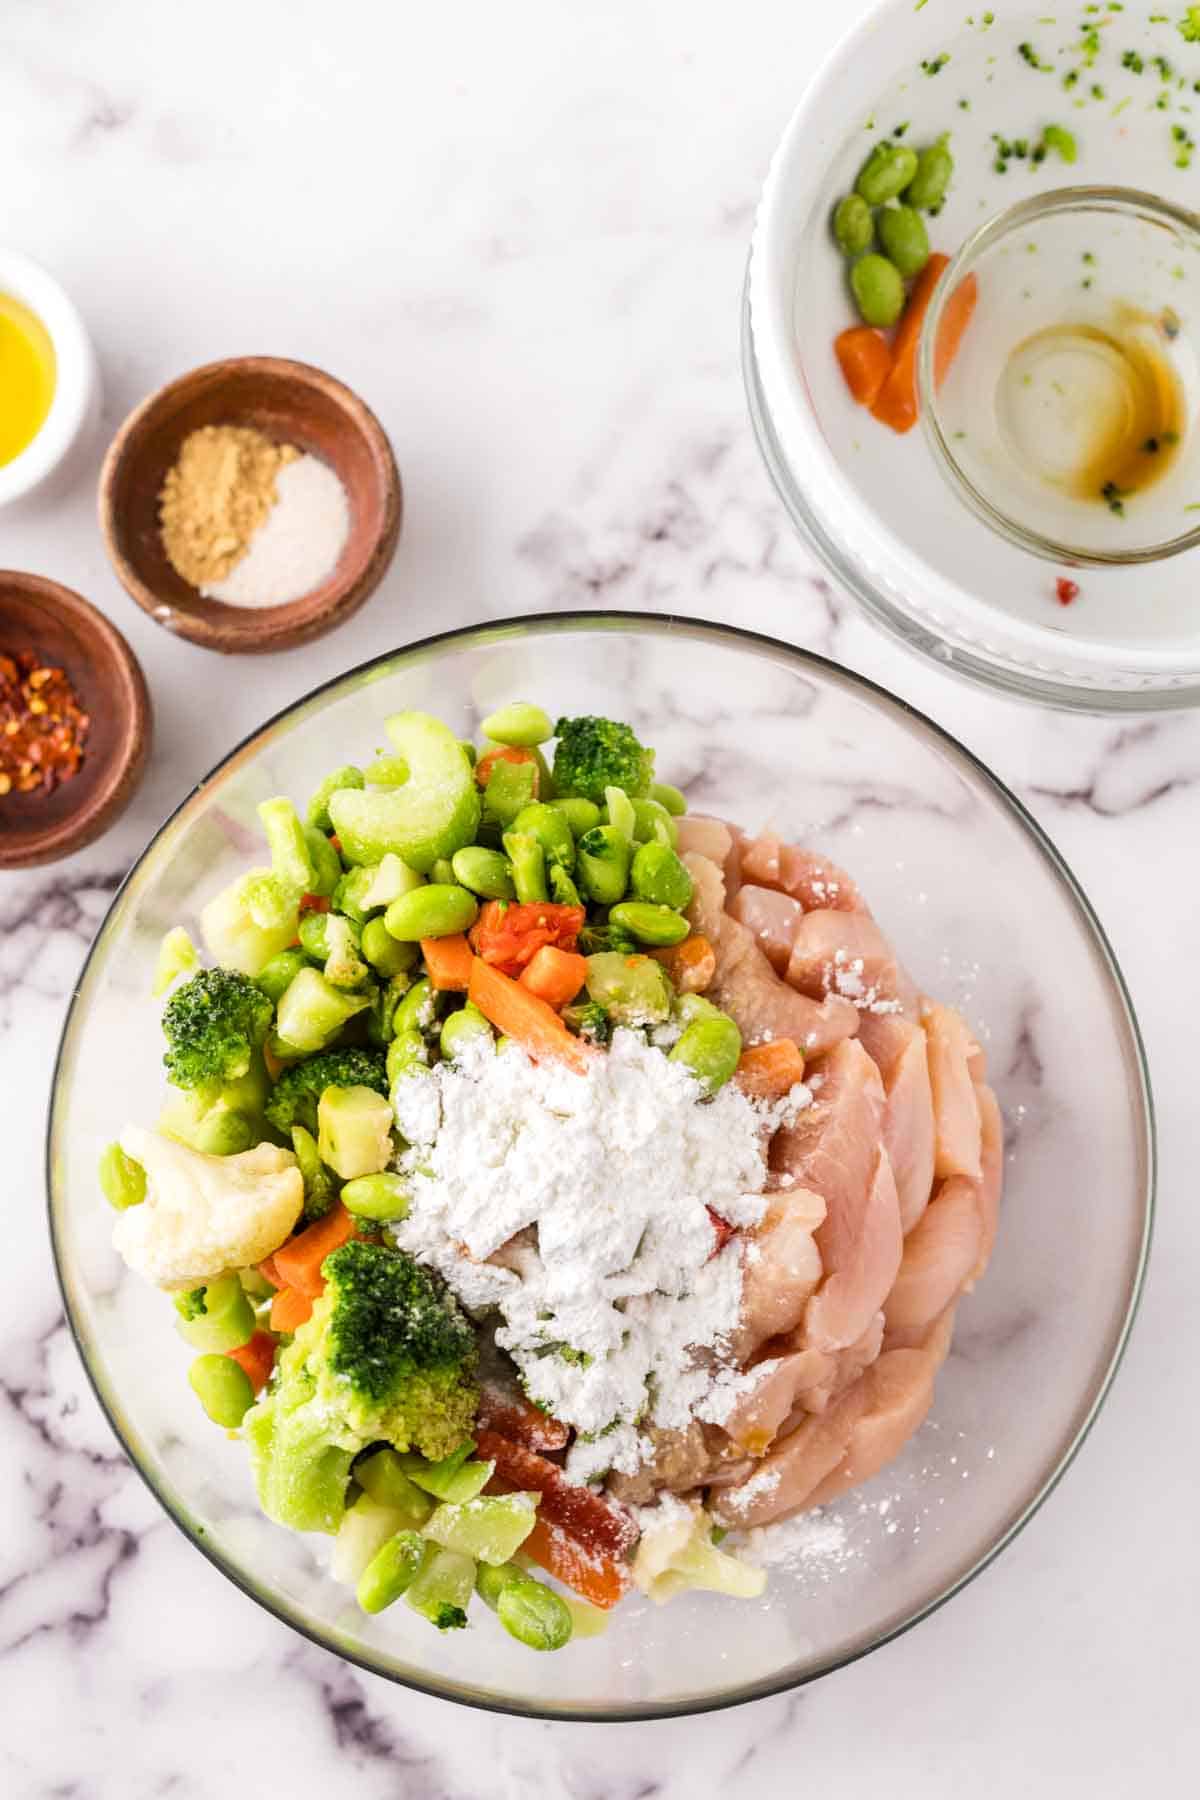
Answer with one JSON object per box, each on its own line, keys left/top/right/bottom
{"left": 298, "top": 909, "right": 337, "bottom": 961}
{"left": 363, "top": 753, "right": 409, "bottom": 787}
{"left": 649, "top": 781, "right": 687, "bottom": 818}
{"left": 877, "top": 203, "right": 930, "bottom": 279}
{"left": 502, "top": 831, "right": 549, "bottom": 903}
{"left": 451, "top": 845, "right": 516, "bottom": 900}
{"left": 384, "top": 883, "right": 479, "bottom": 941}
{"left": 357, "top": 1530, "right": 427, "bottom": 1614}
{"left": 98, "top": 1141, "right": 145, "bottom": 1211}
{"left": 585, "top": 951, "right": 673, "bottom": 1025}
{"left": 387, "top": 1028, "right": 430, "bottom": 1085}
{"left": 174, "top": 1273, "right": 255, "bottom": 1353}
{"left": 476, "top": 1563, "right": 572, "bottom": 1651}
{"left": 341, "top": 1172, "right": 411, "bottom": 1222}
{"left": 608, "top": 900, "right": 691, "bottom": 947}
{"left": 855, "top": 140, "right": 919, "bottom": 205}
{"left": 576, "top": 825, "right": 631, "bottom": 905}
{"left": 630, "top": 842, "right": 694, "bottom": 911}
{"left": 291, "top": 1124, "right": 335, "bottom": 1218}
{"left": 429, "top": 858, "right": 456, "bottom": 885}
{"left": 307, "top": 765, "right": 364, "bottom": 832}
{"left": 256, "top": 947, "right": 308, "bottom": 1002}
{"left": 833, "top": 192, "right": 874, "bottom": 257}
{"left": 905, "top": 136, "right": 954, "bottom": 211}
{"left": 630, "top": 797, "right": 678, "bottom": 848}
{"left": 480, "top": 701, "right": 554, "bottom": 747}
{"left": 512, "top": 802, "right": 575, "bottom": 873}
{"left": 549, "top": 796, "right": 601, "bottom": 836}
{"left": 850, "top": 253, "right": 906, "bottom": 329}
{"left": 394, "top": 977, "right": 435, "bottom": 1036}
{"left": 188, "top": 1353, "right": 254, "bottom": 1428}
{"left": 440, "top": 1003, "right": 494, "bottom": 1061}
{"left": 669, "top": 1015, "right": 742, "bottom": 1094}
{"left": 362, "top": 916, "right": 418, "bottom": 977}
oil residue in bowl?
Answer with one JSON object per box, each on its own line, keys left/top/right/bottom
{"left": 996, "top": 305, "right": 1185, "bottom": 515}
{"left": 0, "top": 292, "right": 56, "bottom": 466}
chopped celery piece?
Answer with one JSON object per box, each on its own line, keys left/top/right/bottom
{"left": 331, "top": 1493, "right": 410, "bottom": 1584}
{"left": 423, "top": 1492, "right": 538, "bottom": 1565}
{"left": 328, "top": 711, "right": 479, "bottom": 872}
{"left": 404, "top": 1545, "right": 474, "bottom": 1631}
{"left": 354, "top": 1447, "right": 435, "bottom": 1527}
{"left": 399, "top": 1442, "right": 494, "bottom": 1502}
{"left": 317, "top": 1084, "right": 394, "bottom": 1180}
{"left": 275, "top": 967, "right": 370, "bottom": 1055}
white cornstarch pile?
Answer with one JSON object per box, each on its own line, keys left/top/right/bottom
{"left": 203, "top": 453, "right": 350, "bottom": 607}
{"left": 391, "top": 1030, "right": 775, "bottom": 1483}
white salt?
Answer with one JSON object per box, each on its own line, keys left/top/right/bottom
{"left": 203, "top": 453, "right": 349, "bottom": 607}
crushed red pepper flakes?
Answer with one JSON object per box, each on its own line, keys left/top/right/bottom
{"left": 0, "top": 648, "right": 90, "bottom": 797}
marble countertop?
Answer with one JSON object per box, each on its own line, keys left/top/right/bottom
{"left": 2, "top": 0, "right": 1195, "bottom": 1792}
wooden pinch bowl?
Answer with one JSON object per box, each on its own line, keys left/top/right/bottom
{"left": 99, "top": 357, "right": 402, "bottom": 654}
{"left": 0, "top": 573, "right": 151, "bottom": 869}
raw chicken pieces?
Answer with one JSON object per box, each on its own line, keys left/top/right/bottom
{"left": 649, "top": 825, "right": 1005, "bottom": 1533}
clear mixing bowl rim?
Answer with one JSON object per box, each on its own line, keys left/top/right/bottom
{"left": 46, "top": 609, "right": 1156, "bottom": 1722}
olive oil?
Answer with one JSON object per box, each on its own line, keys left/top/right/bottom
{"left": 0, "top": 292, "right": 56, "bottom": 466}
{"left": 997, "top": 306, "right": 1185, "bottom": 513}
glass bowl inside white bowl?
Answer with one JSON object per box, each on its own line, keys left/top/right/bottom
{"left": 48, "top": 614, "right": 1153, "bottom": 1719}
{"left": 746, "top": 0, "right": 1200, "bottom": 709}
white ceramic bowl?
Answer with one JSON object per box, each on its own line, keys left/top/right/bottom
{"left": 0, "top": 249, "right": 100, "bottom": 506}
{"left": 746, "top": 0, "right": 1200, "bottom": 710}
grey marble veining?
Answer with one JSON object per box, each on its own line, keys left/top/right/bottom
{"left": 1, "top": 0, "right": 1197, "bottom": 1793}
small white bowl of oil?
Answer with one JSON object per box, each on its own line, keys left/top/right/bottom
{"left": 0, "top": 249, "right": 100, "bottom": 507}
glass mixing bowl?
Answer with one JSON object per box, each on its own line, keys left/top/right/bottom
{"left": 48, "top": 614, "right": 1154, "bottom": 1720}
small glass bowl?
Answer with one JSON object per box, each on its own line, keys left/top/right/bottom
{"left": 919, "top": 187, "right": 1200, "bottom": 569}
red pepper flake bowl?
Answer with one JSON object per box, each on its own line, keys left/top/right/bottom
{"left": 0, "top": 572, "right": 151, "bottom": 868}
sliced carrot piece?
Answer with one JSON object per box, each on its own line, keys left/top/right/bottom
{"left": 834, "top": 325, "right": 892, "bottom": 408}
{"left": 872, "top": 254, "right": 969, "bottom": 435}
{"left": 468, "top": 958, "right": 592, "bottom": 1075}
{"left": 226, "top": 1329, "right": 277, "bottom": 1392}
{"left": 519, "top": 1515, "right": 631, "bottom": 1610}
{"left": 269, "top": 1286, "right": 313, "bottom": 1333}
{"left": 651, "top": 933, "right": 715, "bottom": 994}
{"left": 476, "top": 1386, "right": 570, "bottom": 1452}
{"left": 272, "top": 1203, "right": 357, "bottom": 1298}
{"left": 933, "top": 270, "right": 978, "bottom": 388}
{"left": 257, "top": 1254, "right": 283, "bottom": 1289}
{"left": 421, "top": 933, "right": 473, "bottom": 991}
{"left": 298, "top": 893, "right": 331, "bottom": 916}
{"left": 707, "top": 1206, "right": 737, "bottom": 1254}
{"left": 474, "top": 1429, "right": 638, "bottom": 1560}
{"left": 263, "top": 1041, "right": 286, "bottom": 1082}
{"left": 519, "top": 945, "right": 588, "bottom": 1009}
{"left": 735, "top": 1037, "right": 806, "bottom": 1099}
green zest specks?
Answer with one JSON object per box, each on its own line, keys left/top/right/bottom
{"left": 920, "top": 52, "right": 950, "bottom": 76}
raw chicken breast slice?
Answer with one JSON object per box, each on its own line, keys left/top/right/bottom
{"left": 856, "top": 1014, "right": 936, "bottom": 1235}
{"left": 676, "top": 814, "right": 733, "bottom": 865}
{"left": 731, "top": 1186, "right": 826, "bottom": 1359}
{"left": 728, "top": 885, "right": 804, "bottom": 974}
{"left": 771, "top": 1038, "right": 901, "bottom": 1351}
{"left": 925, "top": 1003, "right": 983, "bottom": 1181}
{"left": 804, "top": 1146, "right": 903, "bottom": 1352}
{"left": 785, "top": 1310, "right": 884, "bottom": 1417}
{"left": 969, "top": 1081, "right": 1004, "bottom": 1285}
{"left": 803, "top": 1307, "right": 956, "bottom": 1509}
{"left": 786, "top": 909, "right": 919, "bottom": 1018}
{"left": 682, "top": 850, "right": 727, "bottom": 942}
{"left": 740, "top": 834, "right": 866, "bottom": 913}
{"left": 720, "top": 1349, "right": 835, "bottom": 1454}
{"left": 710, "top": 1380, "right": 870, "bottom": 1528}
{"left": 710, "top": 915, "right": 858, "bottom": 1055}
{"left": 882, "top": 1175, "right": 982, "bottom": 1338}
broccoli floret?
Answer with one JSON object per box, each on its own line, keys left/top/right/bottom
{"left": 561, "top": 999, "right": 611, "bottom": 1043}
{"left": 263, "top": 1047, "right": 387, "bottom": 1137}
{"left": 244, "top": 1241, "right": 478, "bottom": 1535}
{"left": 162, "top": 968, "right": 274, "bottom": 1090}
{"left": 552, "top": 715, "right": 654, "bottom": 803}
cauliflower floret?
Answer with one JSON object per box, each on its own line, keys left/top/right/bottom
{"left": 113, "top": 1127, "right": 303, "bottom": 1291}
{"left": 631, "top": 1497, "right": 766, "bottom": 1605}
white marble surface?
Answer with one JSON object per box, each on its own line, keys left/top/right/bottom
{"left": 1, "top": 0, "right": 1195, "bottom": 1792}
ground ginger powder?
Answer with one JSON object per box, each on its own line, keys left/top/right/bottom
{"left": 159, "top": 425, "right": 299, "bottom": 587}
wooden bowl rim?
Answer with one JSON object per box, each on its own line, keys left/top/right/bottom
{"left": 98, "top": 355, "right": 402, "bottom": 655}
{"left": 0, "top": 571, "right": 152, "bottom": 869}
